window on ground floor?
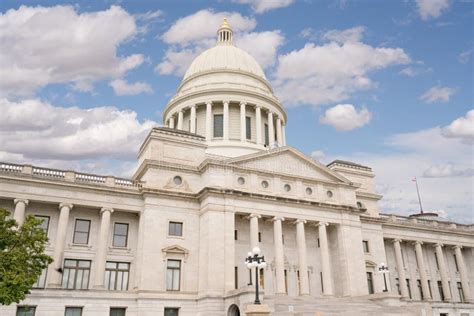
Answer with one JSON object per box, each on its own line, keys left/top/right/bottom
{"left": 406, "top": 279, "right": 412, "bottom": 299}
{"left": 62, "top": 259, "right": 91, "bottom": 290}
{"left": 32, "top": 268, "right": 47, "bottom": 289}
{"left": 110, "top": 307, "right": 126, "bottom": 316}
{"left": 367, "top": 272, "right": 374, "bottom": 294}
{"left": 164, "top": 307, "right": 179, "bottom": 316}
{"left": 105, "top": 262, "right": 130, "bottom": 291}
{"left": 65, "top": 307, "right": 83, "bottom": 316}
{"left": 16, "top": 306, "right": 36, "bottom": 316}
{"left": 438, "top": 281, "right": 445, "bottom": 301}
{"left": 457, "top": 282, "right": 464, "bottom": 302}
{"left": 166, "top": 259, "right": 181, "bottom": 291}
{"left": 417, "top": 279, "right": 423, "bottom": 300}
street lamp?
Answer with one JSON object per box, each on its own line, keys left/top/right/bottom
{"left": 245, "top": 247, "right": 267, "bottom": 304}
{"left": 378, "top": 262, "right": 389, "bottom": 292}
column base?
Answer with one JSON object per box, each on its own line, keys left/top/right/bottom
{"left": 245, "top": 304, "right": 271, "bottom": 316}
{"left": 46, "top": 283, "right": 61, "bottom": 289}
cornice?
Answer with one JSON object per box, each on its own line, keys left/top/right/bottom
{"left": 356, "top": 191, "right": 383, "bottom": 200}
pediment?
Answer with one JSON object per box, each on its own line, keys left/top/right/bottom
{"left": 226, "top": 147, "right": 350, "bottom": 184}
{"left": 162, "top": 245, "right": 189, "bottom": 255}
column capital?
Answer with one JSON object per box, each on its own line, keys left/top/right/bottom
{"left": 240, "top": 101, "right": 247, "bottom": 107}
{"left": 59, "top": 203, "right": 73, "bottom": 210}
{"left": 190, "top": 104, "right": 197, "bottom": 109}
{"left": 272, "top": 216, "right": 285, "bottom": 222}
{"left": 452, "top": 244, "right": 463, "bottom": 250}
{"left": 178, "top": 109, "right": 184, "bottom": 113}
{"left": 100, "top": 207, "right": 114, "bottom": 215}
{"left": 317, "top": 222, "right": 329, "bottom": 227}
{"left": 255, "top": 104, "right": 262, "bottom": 109}
{"left": 294, "top": 219, "right": 307, "bottom": 225}
{"left": 392, "top": 238, "right": 403, "bottom": 244}
{"left": 206, "top": 101, "right": 213, "bottom": 106}
{"left": 413, "top": 240, "right": 423, "bottom": 246}
{"left": 223, "top": 100, "right": 230, "bottom": 105}
{"left": 14, "top": 198, "right": 29, "bottom": 206}
{"left": 434, "top": 243, "right": 444, "bottom": 248}
{"left": 248, "top": 213, "right": 261, "bottom": 219}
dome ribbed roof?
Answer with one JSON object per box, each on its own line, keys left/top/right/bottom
{"left": 183, "top": 45, "right": 266, "bottom": 80}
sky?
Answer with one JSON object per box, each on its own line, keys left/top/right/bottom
{"left": 0, "top": 0, "right": 472, "bottom": 223}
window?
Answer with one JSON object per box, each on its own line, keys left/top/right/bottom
{"left": 113, "top": 223, "right": 129, "bottom": 247}
{"left": 62, "top": 259, "right": 91, "bottom": 290}
{"left": 320, "top": 271, "right": 324, "bottom": 292}
{"left": 16, "top": 306, "right": 36, "bottom": 316}
{"left": 213, "top": 114, "right": 223, "bottom": 137}
{"left": 105, "top": 262, "right": 130, "bottom": 291}
{"left": 417, "top": 279, "right": 423, "bottom": 300}
{"left": 237, "top": 177, "right": 245, "bottom": 185}
{"left": 453, "top": 254, "right": 459, "bottom": 272}
{"left": 73, "top": 219, "right": 90, "bottom": 244}
{"left": 258, "top": 232, "right": 262, "bottom": 243}
{"left": 168, "top": 221, "right": 183, "bottom": 237}
{"left": 166, "top": 259, "right": 181, "bottom": 291}
{"left": 234, "top": 266, "right": 238, "bottom": 290}
{"left": 173, "top": 176, "right": 182, "bottom": 185}
{"left": 32, "top": 268, "right": 47, "bottom": 288}
{"left": 284, "top": 269, "right": 288, "bottom": 294}
{"left": 362, "top": 240, "right": 370, "bottom": 253}
{"left": 65, "top": 307, "right": 82, "bottom": 316}
{"left": 110, "top": 308, "right": 126, "bottom": 316}
{"left": 282, "top": 234, "right": 284, "bottom": 244}
{"left": 259, "top": 268, "right": 265, "bottom": 289}
{"left": 306, "top": 187, "right": 313, "bottom": 195}
{"left": 264, "top": 124, "right": 269, "bottom": 146}
{"left": 284, "top": 184, "right": 291, "bottom": 192}
{"left": 438, "top": 280, "right": 445, "bottom": 301}
{"left": 457, "top": 282, "right": 464, "bottom": 302}
{"left": 428, "top": 280, "right": 433, "bottom": 299}
{"left": 164, "top": 308, "right": 179, "bottom": 316}
{"left": 35, "top": 215, "right": 50, "bottom": 235}
{"left": 406, "top": 279, "right": 412, "bottom": 299}
{"left": 246, "top": 116, "right": 251, "bottom": 140}
{"left": 234, "top": 229, "right": 238, "bottom": 240}
{"left": 261, "top": 180, "right": 269, "bottom": 188}
{"left": 367, "top": 272, "right": 374, "bottom": 294}
{"left": 395, "top": 278, "right": 401, "bottom": 295}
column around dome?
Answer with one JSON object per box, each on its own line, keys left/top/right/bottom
{"left": 169, "top": 116, "right": 175, "bottom": 129}
{"left": 276, "top": 116, "right": 283, "bottom": 146}
{"left": 255, "top": 105, "right": 262, "bottom": 145}
{"left": 190, "top": 105, "right": 197, "bottom": 133}
{"left": 205, "top": 101, "right": 212, "bottom": 141}
{"left": 268, "top": 111, "right": 275, "bottom": 148}
{"left": 177, "top": 110, "right": 184, "bottom": 130}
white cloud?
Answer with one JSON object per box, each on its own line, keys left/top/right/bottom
{"left": 273, "top": 27, "right": 410, "bottom": 107}
{"left": 233, "top": 0, "right": 294, "bottom": 13}
{"left": 110, "top": 79, "right": 153, "bottom": 96}
{"left": 322, "top": 26, "right": 365, "bottom": 43}
{"left": 416, "top": 0, "right": 450, "bottom": 20}
{"left": 135, "top": 10, "right": 164, "bottom": 22}
{"left": 423, "top": 164, "right": 474, "bottom": 178}
{"left": 0, "top": 98, "right": 156, "bottom": 160}
{"left": 419, "top": 85, "right": 455, "bottom": 103}
{"left": 156, "top": 9, "right": 284, "bottom": 77}
{"left": 458, "top": 50, "right": 472, "bottom": 64}
{"left": 398, "top": 66, "right": 432, "bottom": 77}
{"left": 319, "top": 104, "right": 372, "bottom": 131}
{"left": 0, "top": 5, "right": 143, "bottom": 97}
{"left": 310, "top": 150, "right": 326, "bottom": 162}
{"left": 441, "top": 109, "right": 474, "bottom": 141}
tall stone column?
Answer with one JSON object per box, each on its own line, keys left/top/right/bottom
{"left": 240, "top": 102, "right": 247, "bottom": 141}
{"left": 169, "top": 116, "right": 175, "bottom": 129}
{"left": 13, "top": 199, "right": 28, "bottom": 226}
{"left": 295, "top": 219, "right": 310, "bottom": 295}
{"left": 249, "top": 214, "right": 260, "bottom": 250}
{"left": 256, "top": 105, "right": 262, "bottom": 145}
{"left": 435, "top": 243, "right": 452, "bottom": 301}
{"left": 177, "top": 110, "right": 184, "bottom": 130}
{"left": 206, "top": 101, "right": 212, "bottom": 141}
{"left": 453, "top": 245, "right": 472, "bottom": 302}
{"left": 268, "top": 111, "right": 275, "bottom": 147}
{"left": 282, "top": 124, "right": 286, "bottom": 146}
{"left": 413, "top": 241, "right": 431, "bottom": 300}
{"left": 190, "top": 105, "right": 196, "bottom": 133}
{"left": 393, "top": 239, "right": 409, "bottom": 298}
{"left": 48, "top": 203, "right": 73, "bottom": 287}
{"left": 318, "top": 222, "right": 333, "bottom": 295}
{"left": 276, "top": 117, "right": 283, "bottom": 146}
{"left": 93, "top": 208, "right": 114, "bottom": 289}
{"left": 223, "top": 100, "right": 229, "bottom": 140}
{"left": 273, "top": 217, "right": 286, "bottom": 295}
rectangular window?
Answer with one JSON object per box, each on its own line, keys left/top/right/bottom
{"left": 213, "top": 114, "right": 223, "bottom": 138}
{"left": 166, "top": 259, "right": 181, "bottom": 291}
{"left": 457, "top": 282, "right": 464, "bottom": 302}
{"left": 105, "top": 262, "right": 130, "bottom": 291}
{"left": 246, "top": 116, "right": 251, "bottom": 140}
{"left": 367, "top": 272, "right": 374, "bottom": 294}
{"left": 362, "top": 240, "right": 370, "bottom": 253}
{"left": 65, "top": 307, "right": 82, "bottom": 316}
{"left": 73, "top": 219, "right": 90, "bottom": 245}
{"left": 264, "top": 124, "right": 269, "bottom": 146}
{"left": 317, "top": 237, "right": 320, "bottom": 248}
{"left": 234, "top": 266, "right": 238, "bottom": 290}
{"left": 259, "top": 268, "right": 265, "bottom": 289}
{"left": 16, "top": 306, "right": 36, "bottom": 316}
{"left": 453, "top": 254, "right": 459, "bottom": 272}
{"left": 32, "top": 268, "right": 47, "bottom": 289}
{"left": 428, "top": 280, "right": 433, "bottom": 299}
{"left": 62, "top": 259, "right": 91, "bottom": 290}
{"left": 320, "top": 271, "right": 324, "bottom": 293}
{"left": 35, "top": 215, "right": 50, "bottom": 235}
{"left": 113, "top": 223, "right": 129, "bottom": 247}
{"left": 297, "top": 270, "right": 301, "bottom": 295}
{"left": 284, "top": 269, "right": 288, "bottom": 294}
{"left": 234, "top": 230, "right": 238, "bottom": 241}
{"left": 406, "top": 279, "right": 412, "bottom": 299}
{"left": 282, "top": 234, "right": 284, "bottom": 245}
{"left": 168, "top": 221, "right": 183, "bottom": 237}
{"left": 417, "top": 279, "right": 423, "bottom": 300}
{"left": 258, "top": 232, "right": 262, "bottom": 243}
{"left": 395, "top": 278, "right": 401, "bottom": 295}
{"left": 110, "top": 308, "right": 126, "bottom": 316}
{"left": 438, "top": 280, "right": 445, "bottom": 301}
{"left": 164, "top": 308, "right": 179, "bottom": 316}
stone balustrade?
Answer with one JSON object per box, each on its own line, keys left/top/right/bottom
{"left": 0, "top": 162, "right": 142, "bottom": 190}
{"left": 380, "top": 213, "right": 473, "bottom": 231}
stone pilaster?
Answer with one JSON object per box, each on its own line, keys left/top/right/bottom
{"left": 13, "top": 198, "right": 29, "bottom": 226}
{"left": 93, "top": 208, "right": 114, "bottom": 289}
{"left": 393, "top": 239, "right": 409, "bottom": 299}
{"left": 435, "top": 243, "right": 452, "bottom": 301}
{"left": 413, "top": 241, "right": 431, "bottom": 300}
{"left": 295, "top": 219, "right": 310, "bottom": 295}
{"left": 318, "top": 222, "right": 333, "bottom": 295}
{"left": 272, "top": 216, "right": 286, "bottom": 294}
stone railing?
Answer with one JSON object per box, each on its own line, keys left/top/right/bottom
{"left": 380, "top": 213, "right": 473, "bottom": 231}
{"left": 0, "top": 162, "right": 142, "bottom": 191}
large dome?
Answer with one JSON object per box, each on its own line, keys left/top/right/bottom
{"left": 183, "top": 44, "right": 266, "bottom": 80}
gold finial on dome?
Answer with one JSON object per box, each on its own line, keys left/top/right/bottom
{"left": 217, "top": 18, "right": 233, "bottom": 45}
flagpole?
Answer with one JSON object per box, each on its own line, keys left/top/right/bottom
{"left": 413, "top": 177, "right": 424, "bottom": 214}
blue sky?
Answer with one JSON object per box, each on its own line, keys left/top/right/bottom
{"left": 0, "top": 0, "right": 472, "bottom": 222}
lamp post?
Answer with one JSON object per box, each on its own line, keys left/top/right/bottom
{"left": 378, "top": 262, "right": 389, "bottom": 292}
{"left": 245, "top": 247, "right": 267, "bottom": 305}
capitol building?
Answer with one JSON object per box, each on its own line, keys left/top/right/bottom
{"left": 1, "top": 20, "right": 473, "bottom": 316}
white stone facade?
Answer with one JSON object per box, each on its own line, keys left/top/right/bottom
{"left": 0, "top": 20, "right": 473, "bottom": 316}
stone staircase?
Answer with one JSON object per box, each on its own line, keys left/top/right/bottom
{"left": 263, "top": 295, "right": 431, "bottom": 316}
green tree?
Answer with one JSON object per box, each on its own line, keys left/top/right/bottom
{"left": 0, "top": 208, "right": 52, "bottom": 305}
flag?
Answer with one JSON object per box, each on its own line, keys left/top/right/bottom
{"left": 411, "top": 177, "right": 417, "bottom": 182}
